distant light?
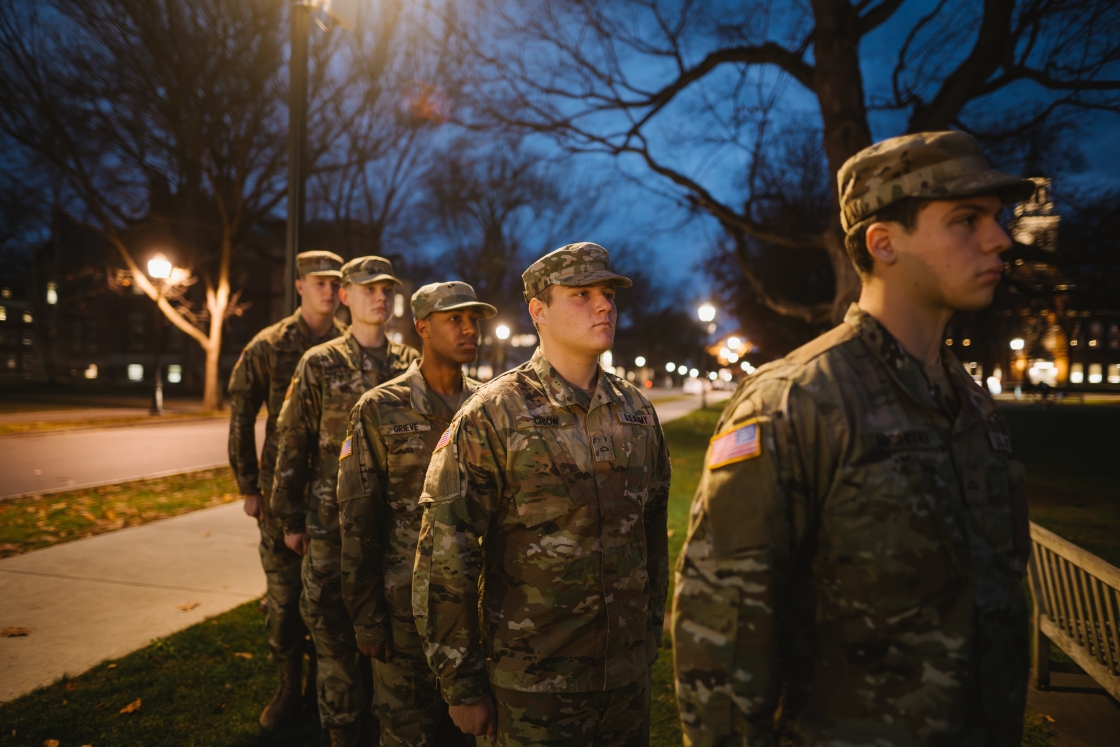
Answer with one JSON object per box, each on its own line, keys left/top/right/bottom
{"left": 167, "top": 364, "right": 182, "bottom": 384}
{"left": 986, "top": 376, "right": 1002, "bottom": 395}
{"left": 689, "top": 368, "right": 699, "bottom": 378}
{"left": 945, "top": 339, "right": 953, "bottom": 346}
{"left": 127, "top": 364, "right": 144, "bottom": 381}
{"left": 708, "top": 371, "right": 718, "bottom": 380}
{"left": 1010, "top": 338, "right": 1025, "bottom": 350}
{"left": 0, "top": 306, "right": 5, "bottom": 321}
{"left": 600, "top": 350, "right": 613, "bottom": 371}
{"left": 1071, "top": 364, "right": 1083, "bottom": 384}
{"left": 727, "top": 337, "right": 740, "bottom": 350}
{"left": 697, "top": 304, "right": 716, "bottom": 323}
{"left": 393, "top": 294, "right": 405, "bottom": 317}
{"left": 495, "top": 324, "right": 510, "bottom": 340}
{"left": 634, "top": 356, "right": 646, "bottom": 367}
{"left": 84, "top": 363, "right": 98, "bottom": 379}
{"left": 1088, "top": 364, "right": 1103, "bottom": 384}
{"left": 727, "top": 352, "right": 739, "bottom": 363}
{"left": 740, "top": 361, "right": 755, "bottom": 374}
{"left": 666, "top": 362, "right": 675, "bottom": 372}
{"left": 46, "top": 282, "right": 58, "bottom": 305}
{"left": 719, "top": 369, "right": 732, "bottom": 381}
{"left": 148, "top": 254, "right": 172, "bottom": 280}
{"left": 22, "top": 312, "right": 32, "bottom": 323}
{"left": 719, "top": 347, "right": 731, "bottom": 359}
{"left": 477, "top": 365, "right": 494, "bottom": 380}
{"left": 388, "top": 332, "right": 403, "bottom": 344}
{"left": 962, "top": 339, "right": 971, "bottom": 347}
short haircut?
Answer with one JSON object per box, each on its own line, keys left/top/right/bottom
{"left": 844, "top": 197, "right": 928, "bottom": 275}
{"left": 535, "top": 285, "right": 555, "bottom": 305}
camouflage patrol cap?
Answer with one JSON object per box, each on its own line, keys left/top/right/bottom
{"left": 296, "top": 250, "right": 343, "bottom": 278}
{"left": 411, "top": 281, "right": 497, "bottom": 320}
{"left": 521, "top": 242, "right": 632, "bottom": 302}
{"left": 340, "top": 256, "right": 401, "bottom": 286}
{"left": 838, "top": 131, "right": 1037, "bottom": 233}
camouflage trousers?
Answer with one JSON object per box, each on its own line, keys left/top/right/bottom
{"left": 300, "top": 538, "right": 367, "bottom": 729}
{"left": 256, "top": 494, "right": 306, "bottom": 659}
{"left": 491, "top": 671, "right": 651, "bottom": 747}
{"left": 372, "top": 624, "right": 473, "bottom": 747}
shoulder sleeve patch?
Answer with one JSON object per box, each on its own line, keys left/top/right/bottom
{"left": 708, "top": 419, "right": 761, "bottom": 469}
{"left": 339, "top": 436, "right": 352, "bottom": 460}
{"left": 434, "top": 425, "right": 453, "bottom": 452}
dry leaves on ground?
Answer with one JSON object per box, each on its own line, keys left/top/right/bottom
{"left": 177, "top": 601, "right": 200, "bottom": 612}
{"left": 1, "top": 627, "right": 30, "bottom": 637}
{"left": 119, "top": 698, "right": 141, "bottom": 714}
{"left": 233, "top": 652, "right": 253, "bottom": 659}
{"left": 44, "top": 740, "right": 59, "bottom": 747}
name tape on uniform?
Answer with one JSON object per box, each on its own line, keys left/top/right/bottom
{"left": 617, "top": 411, "right": 653, "bottom": 426}
{"left": 339, "top": 436, "right": 352, "bottom": 459}
{"left": 708, "top": 419, "right": 761, "bottom": 469}
{"left": 382, "top": 422, "right": 432, "bottom": 435}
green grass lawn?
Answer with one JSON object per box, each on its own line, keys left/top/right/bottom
{"left": 4, "top": 403, "right": 1099, "bottom": 746}
{"left": 0, "top": 468, "right": 240, "bottom": 558}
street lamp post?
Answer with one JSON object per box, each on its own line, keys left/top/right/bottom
{"left": 495, "top": 324, "right": 511, "bottom": 374}
{"left": 284, "top": 1, "right": 313, "bottom": 316}
{"left": 147, "top": 254, "right": 173, "bottom": 416}
{"left": 697, "top": 303, "right": 717, "bottom": 409}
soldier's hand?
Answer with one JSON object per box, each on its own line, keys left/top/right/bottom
{"left": 448, "top": 695, "right": 496, "bottom": 741}
{"left": 242, "top": 493, "right": 264, "bottom": 520}
{"left": 358, "top": 642, "right": 392, "bottom": 661}
{"left": 284, "top": 532, "right": 309, "bottom": 556}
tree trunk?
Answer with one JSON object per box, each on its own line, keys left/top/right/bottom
{"left": 810, "top": 0, "right": 875, "bottom": 323}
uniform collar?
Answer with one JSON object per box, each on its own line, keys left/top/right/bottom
{"left": 343, "top": 329, "right": 408, "bottom": 378}
{"left": 529, "top": 347, "right": 626, "bottom": 412}
{"left": 292, "top": 308, "right": 343, "bottom": 346}
{"left": 844, "top": 304, "right": 939, "bottom": 412}
{"left": 405, "top": 361, "right": 477, "bottom": 418}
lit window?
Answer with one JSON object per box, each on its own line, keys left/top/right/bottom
{"left": 0, "top": 288, "right": 9, "bottom": 298}
{"left": 128, "top": 364, "right": 144, "bottom": 381}
{"left": 46, "top": 282, "right": 58, "bottom": 305}
{"left": 1109, "top": 364, "right": 1120, "bottom": 385}
{"left": 1088, "top": 364, "right": 1103, "bottom": 384}
{"left": 22, "top": 312, "right": 32, "bottom": 323}
{"left": 0, "top": 306, "right": 5, "bottom": 321}
{"left": 6, "top": 355, "right": 15, "bottom": 369}
{"left": 1070, "top": 364, "right": 1084, "bottom": 384}
{"left": 167, "top": 364, "right": 182, "bottom": 384}
{"left": 1110, "top": 325, "right": 1119, "bottom": 350}
{"left": 393, "top": 294, "right": 405, "bottom": 318}
{"left": 84, "top": 364, "right": 98, "bottom": 379}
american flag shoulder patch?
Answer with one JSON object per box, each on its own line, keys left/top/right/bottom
{"left": 708, "top": 419, "right": 761, "bottom": 469}
{"left": 339, "top": 436, "right": 352, "bottom": 459}
{"left": 434, "top": 425, "right": 453, "bottom": 452}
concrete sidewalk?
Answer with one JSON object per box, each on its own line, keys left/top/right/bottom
{"left": 0, "top": 501, "right": 262, "bottom": 702}
{"left": 0, "top": 392, "right": 724, "bottom": 704}
{"left": 1028, "top": 671, "right": 1120, "bottom": 747}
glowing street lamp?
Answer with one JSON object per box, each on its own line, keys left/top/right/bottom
{"left": 726, "top": 336, "right": 740, "bottom": 350}
{"left": 634, "top": 356, "right": 646, "bottom": 367}
{"left": 495, "top": 324, "right": 511, "bottom": 340}
{"left": 666, "top": 362, "right": 675, "bottom": 372}
{"left": 697, "top": 303, "right": 716, "bottom": 323}
{"left": 146, "top": 253, "right": 176, "bottom": 416}
{"left": 677, "top": 364, "right": 688, "bottom": 375}
{"left": 148, "top": 254, "right": 172, "bottom": 280}
{"left": 1010, "top": 338, "right": 1025, "bottom": 351}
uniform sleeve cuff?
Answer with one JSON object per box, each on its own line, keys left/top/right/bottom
{"left": 441, "top": 673, "right": 491, "bottom": 706}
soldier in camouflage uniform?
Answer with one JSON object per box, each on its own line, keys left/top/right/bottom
{"left": 227, "top": 250, "right": 345, "bottom": 728}
{"left": 414, "top": 243, "right": 672, "bottom": 747}
{"left": 337, "top": 281, "right": 496, "bottom": 747}
{"left": 272, "top": 256, "right": 420, "bottom": 745}
{"left": 672, "top": 131, "right": 1037, "bottom": 747}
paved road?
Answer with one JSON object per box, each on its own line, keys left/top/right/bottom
{"left": 0, "top": 419, "right": 263, "bottom": 498}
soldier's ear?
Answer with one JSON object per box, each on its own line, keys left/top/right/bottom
{"left": 528, "top": 298, "right": 547, "bottom": 327}
{"left": 415, "top": 317, "right": 430, "bottom": 341}
{"left": 865, "top": 221, "right": 899, "bottom": 268}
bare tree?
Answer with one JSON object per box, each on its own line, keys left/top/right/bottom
{"left": 453, "top": 0, "right": 1120, "bottom": 323}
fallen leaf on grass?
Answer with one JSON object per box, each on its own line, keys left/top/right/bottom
{"left": 1, "top": 627, "right": 30, "bottom": 637}
{"left": 45, "top": 740, "right": 59, "bottom": 747}
{"left": 666, "top": 529, "right": 676, "bottom": 537}
{"left": 119, "top": 698, "right": 141, "bottom": 714}
{"left": 177, "top": 601, "right": 200, "bottom": 612}
{"left": 233, "top": 652, "right": 253, "bottom": 660}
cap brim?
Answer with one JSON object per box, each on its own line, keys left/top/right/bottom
{"left": 554, "top": 270, "right": 633, "bottom": 289}
{"left": 349, "top": 273, "right": 402, "bottom": 286}
{"left": 928, "top": 170, "right": 1037, "bottom": 204}
{"left": 305, "top": 270, "right": 342, "bottom": 278}
{"left": 419, "top": 301, "right": 497, "bottom": 320}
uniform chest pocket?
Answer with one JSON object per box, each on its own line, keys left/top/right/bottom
{"left": 383, "top": 423, "right": 433, "bottom": 514}
{"left": 510, "top": 411, "right": 591, "bottom": 527}
{"left": 618, "top": 418, "right": 655, "bottom": 507}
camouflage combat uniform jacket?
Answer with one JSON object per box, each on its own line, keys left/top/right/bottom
{"left": 337, "top": 363, "right": 479, "bottom": 646}
{"left": 272, "top": 331, "right": 419, "bottom": 541}
{"left": 672, "top": 305, "right": 1031, "bottom": 747}
{"left": 228, "top": 309, "right": 346, "bottom": 497}
{"left": 414, "top": 348, "right": 672, "bottom": 705}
